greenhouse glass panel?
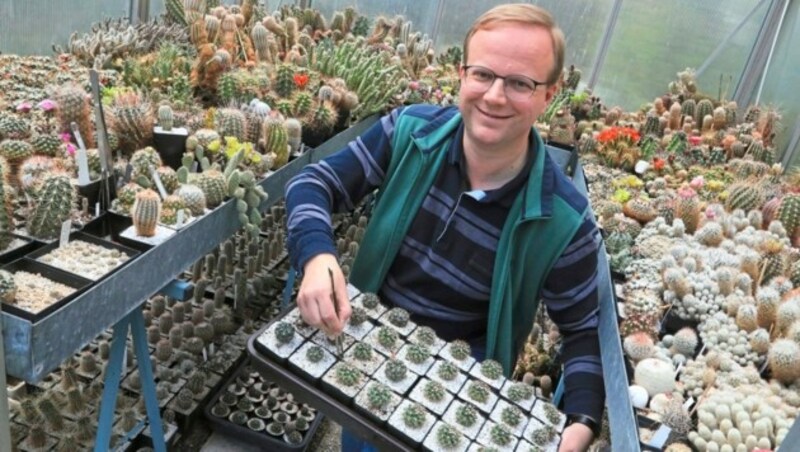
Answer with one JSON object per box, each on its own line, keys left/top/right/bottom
{"left": 762, "top": 0, "right": 800, "bottom": 168}
{"left": 0, "top": 0, "right": 131, "bottom": 56}
{"left": 594, "top": 0, "right": 765, "bottom": 111}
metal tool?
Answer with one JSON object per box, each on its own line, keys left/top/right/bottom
{"left": 89, "top": 69, "right": 113, "bottom": 211}
{"left": 328, "top": 267, "right": 344, "bottom": 356}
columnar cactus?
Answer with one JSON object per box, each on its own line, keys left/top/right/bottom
{"left": 28, "top": 172, "right": 74, "bottom": 239}
{"left": 132, "top": 189, "right": 161, "bottom": 237}
{"left": 251, "top": 23, "right": 271, "bottom": 62}
{"left": 0, "top": 161, "right": 13, "bottom": 250}
{"left": 695, "top": 99, "right": 714, "bottom": 125}
{"left": 261, "top": 117, "right": 289, "bottom": 168}
{"left": 158, "top": 105, "right": 174, "bottom": 131}
{"left": 274, "top": 64, "right": 295, "bottom": 98}
{"left": 54, "top": 84, "right": 94, "bottom": 148}
{"left": 285, "top": 118, "right": 302, "bottom": 154}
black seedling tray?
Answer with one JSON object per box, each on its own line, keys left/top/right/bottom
{"left": 0, "top": 257, "right": 93, "bottom": 322}
{"left": 0, "top": 234, "right": 46, "bottom": 266}
{"left": 204, "top": 359, "right": 323, "bottom": 451}
{"left": 81, "top": 212, "right": 142, "bottom": 249}
{"left": 26, "top": 231, "right": 141, "bottom": 282}
{"left": 248, "top": 308, "right": 415, "bottom": 452}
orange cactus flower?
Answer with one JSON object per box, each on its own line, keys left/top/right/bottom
{"left": 293, "top": 73, "right": 309, "bottom": 88}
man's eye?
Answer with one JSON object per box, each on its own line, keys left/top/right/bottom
{"left": 508, "top": 78, "right": 533, "bottom": 92}
{"left": 472, "top": 70, "right": 493, "bottom": 81}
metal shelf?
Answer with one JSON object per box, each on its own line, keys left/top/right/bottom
{"left": 1, "top": 115, "right": 380, "bottom": 382}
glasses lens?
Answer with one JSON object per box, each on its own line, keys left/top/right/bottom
{"left": 505, "top": 76, "right": 536, "bottom": 100}
{"left": 467, "top": 67, "right": 494, "bottom": 86}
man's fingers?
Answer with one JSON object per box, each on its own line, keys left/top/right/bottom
{"left": 317, "top": 294, "right": 342, "bottom": 335}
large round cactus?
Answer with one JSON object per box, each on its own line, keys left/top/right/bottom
{"left": 27, "top": 172, "right": 74, "bottom": 239}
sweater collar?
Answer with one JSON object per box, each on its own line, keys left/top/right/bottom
{"left": 410, "top": 107, "right": 553, "bottom": 219}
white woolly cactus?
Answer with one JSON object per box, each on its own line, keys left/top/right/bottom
{"left": 735, "top": 304, "right": 758, "bottom": 332}
{"left": 749, "top": 328, "right": 771, "bottom": 354}
{"left": 698, "top": 312, "right": 757, "bottom": 366}
{"left": 634, "top": 358, "right": 675, "bottom": 397}
{"left": 672, "top": 327, "right": 698, "bottom": 356}
{"left": 776, "top": 298, "right": 800, "bottom": 334}
{"left": 623, "top": 332, "right": 655, "bottom": 361}
{"left": 714, "top": 267, "right": 735, "bottom": 296}
{"left": 696, "top": 221, "right": 724, "bottom": 247}
{"left": 756, "top": 286, "right": 781, "bottom": 329}
{"left": 768, "top": 339, "right": 800, "bottom": 384}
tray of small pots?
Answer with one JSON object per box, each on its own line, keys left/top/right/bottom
{"left": 248, "top": 288, "right": 567, "bottom": 451}
{"left": 204, "top": 359, "right": 323, "bottom": 451}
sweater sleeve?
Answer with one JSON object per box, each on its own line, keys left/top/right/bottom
{"left": 541, "top": 214, "right": 605, "bottom": 423}
{"left": 284, "top": 107, "right": 404, "bottom": 273}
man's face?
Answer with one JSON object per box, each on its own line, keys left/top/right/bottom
{"left": 459, "top": 23, "right": 557, "bottom": 155}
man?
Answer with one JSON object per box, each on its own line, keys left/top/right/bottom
{"left": 285, "top": 4, "right": 604, "bottom": 451}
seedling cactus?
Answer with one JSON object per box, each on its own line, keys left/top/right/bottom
{"left": 423, "top": 380, "right": 445, "bottom": 402}
{"left": 335, "top": 363, "right": 361, "bottom": 387}
{"left": 385, "top": 359, "right": 408, "bottom": 382}
{"left": 507, "top": 382, "right": 534, "bottom": 402}
{"left": 0, "top": 269, "right": 16, "bottom": 304}
{"left": 480, "top": 359, "right": 504, "bottom": 380}
{"left": 415, "top": 326, "right": 437, "bottom": 345}
{"left": 437, "top": 361, "right": 459, "bottom": 381}
{"left": 306, "top": 345, "right": 324, "bottom": 363}
{"left": 455, "top": 403, "right": 478, "bottom": 427}
{"left": 402, "top": 402, "right": 426, "bottom": 429}
{"left": 367, "top": 383, "right": 392, "bottom": 409}
{"left": 377, "top": 326, "right": 398, "bottom": 350}
{"left": 387, "top": 307, "right": 410, "bottom": 327}
{"left": 274, "top": 321, "right": 295, "bottom": 344}
{"left": 489, "top": 423, "right": 513, "bottom": 446}
{"left": 352, "top": 342, "right": 373, "bottom": 361}
{"left": 405, "top": 343, "right": 430, "bottom": 364}
{"left": 467, "top": 381, "right": 490, "bottom": 403}
{"left": 350, "top": 306, "right": 368, "bottom": 325}
{"left": 542, "top": 402, "right": 561, "bottom": 425}
{"left": 436, "top": 423, "right": 462, "bottom": 449}
{"left": 530, "top": 426, "right": 557, "bottom": 446}
{"left": 450, "top": 340, "right": 471, "bottom": 361}
{"left": 501, "top": 405, "right": 523, "bottom": 427}
{"left": 362, "top": 292, "right": 380, "bottom": 309}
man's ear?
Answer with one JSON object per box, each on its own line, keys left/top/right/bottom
{"left": 544, "top": 84, "right": 559, "bottom": 104}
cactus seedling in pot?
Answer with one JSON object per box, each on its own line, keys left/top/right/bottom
{"left": 274, "top": 321, "right": 295, "bottom": 344}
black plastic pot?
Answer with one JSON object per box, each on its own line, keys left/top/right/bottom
{"left": 153, "top": 126, "right": 188, "bottom": 170}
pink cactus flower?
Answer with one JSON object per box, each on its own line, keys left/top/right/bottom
{"left": 690, "top": 175, "right": 704, "bottom": 190}
{"left": 705, "top": 206, "right": 716, "bottom": 220}
{"left": 16, "top": 102, "right": 32, "bottom": 113}
{"left": 60, "top": 132, "right": 72, "bottom": 143}
{"left": 66, "top": 143, "right": 76, "bottom": 156}
{"left": 688, "top": 135, "right": 703, "bottom": 146}
{"left": 37, "top": 99, "right": 56, "bottom": 112}
{"left": 408, "top": 81, "right": 420, "bottom": 91}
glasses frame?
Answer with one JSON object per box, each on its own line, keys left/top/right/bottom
{"left": 461, "top": 65, "right": 549, "bottom": 100}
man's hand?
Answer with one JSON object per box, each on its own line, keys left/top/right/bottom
{"left": 559, "top": 422, "right": 593, "bottom": 452}
{"left": 297, "top": 253, "right": 351, "bottom": 336}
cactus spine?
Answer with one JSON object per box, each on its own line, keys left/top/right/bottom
{"left": 132, "top": 189, "right": 161, "bottom": 237}
{"left": 28, "top": 172, "right": 74, "bottom": 239}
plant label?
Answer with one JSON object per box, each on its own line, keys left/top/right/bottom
{"left": 76, "top": 146, "right": 91, "bottom": 185}
{"left": 59, "top": 220, "right": 71, "bottom": 248}
{"left": 151, "top": 166, "right": 168, "bottom": 199}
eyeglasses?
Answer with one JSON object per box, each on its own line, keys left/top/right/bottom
{"left": 462, "top": 65, "right": 547, "bottom": 101}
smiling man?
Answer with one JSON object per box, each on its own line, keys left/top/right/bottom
{"left": 286, "top": 4, "right": 604, "bottom": 451}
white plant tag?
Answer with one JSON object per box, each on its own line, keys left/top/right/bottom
{"left": 683, "top": 397, "right": 695, "bottom": 410}
{"left": 95, "top": 202, "right": 100, "bottom": 217}
{"left": 151, "top": 167, "right": 167, "bottom": 199}
{"left": 59, "top": 220, "right": 71, "bottom": 248}
{"left": 202, "top": 347, "right": 208, "bottom": 362}
{"left": 76, "top": 147, "right": 91, "bottom": 185}
{"left": 176, "top": 209, "right": 185, "bottom": 228}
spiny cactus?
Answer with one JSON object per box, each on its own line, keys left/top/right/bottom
{"left": 55, "top": 84, "right": 93, "bottom": 148}
{"left": 176, "top": 184, "right": 207, "bottom": 216}
{"left": 261, "top": 116, "right": 289, "bottom": 168}
{"left": 130, "top": 146, "right": 163, "bottom": 186}
{"left": 672, "top": 327, "right": 698, "bottom": 356}
{"left": 466, "top": 381, "right": 490, "bottom": 403}
{"left": 402, "top": 402, "right": 427, "bottom": 429}
{"left": 285, "top": 118, "right": 302, "bottom": 154}
{"left": 107, "top": 91, "right": 153, "bottom": 155}
{"left": 725, "top": 183, "right": 763, "bottom": 213}
{"left": 405, "top": 343, "right": 430, "bottom": 364}
{"left": 350, "top": 306, "right": 368, "bottom": 325}
{"left": 437, "top": 361, "right": 458, "bottom": 381}
{"left": 28, "top": 172, "right": 75, "bottom": 239}
{"left": 480, "top": 359, "right": 504, "bottom": 380}
{"left": 435, "top": 423, "right": 462, "bottom": 449}
{"left": 132, "top": 189, "right": 161, "bottom": 237}
{"left": 387, "top": 307, "right": 410, "bottom": 327}
{"left": 541, "top": 402, "right": 562, "bottom": 425}
{"left": 367, "top": 382, "right": 392, "bottom": 409}
{"left": 489, "top": 423, "right": 513, "bottom": 446}
{"left": 361, "top": 292, "right": 380, "bottom": 309}
{"left": 335, "top": 363, "right": 361, "bottom": 387}
{"left": 0, "top": 269, "right": 16, "bottom": 304}
{"left": 197, "top": 169, "right": 227, "bottom": 208}
{"left": 455, "top": 403, "right": 477, "bottom": 427}
{"left": 507, "top": 382, "right": 534, "bottom": 403}
{"left": 377, "top": 326, "right": 398, "bottom": 350}
{"left": 29, "top": 134, "right": 62, "bottom": 157}
{"left": 423, "top": 380, "right": 445, "bottom": 402}
{"left": 157, "top": 104, "right": 174, "bottom": 131}
{"left": 352, "top": 342, "right": 373, "bottom": 361}
{"left": 449, "top": 340, "right": 471, "bottom": 361}
{"left": 306, "top": 344, "right": 324, "bottom": 363}
{"left": 768, "top": 339, "right": 800, "bottom": 383}
{"left": 414, "top": 326, "right": 437, "bottom": 346}
{"left": 530, "top": 425, "right": 557, "bottom": 446}
{"left": 384, "top": 358, "right": 408, "bottom": 382}
{"left": 215, "top": 108, "right": 247, "bottom": 142}
{"left": 623, "top": 332, "right": 654, "bottom": 361}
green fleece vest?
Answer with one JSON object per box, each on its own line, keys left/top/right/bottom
{"left": 349, "top": 109, "right": 587, "bottom": 375}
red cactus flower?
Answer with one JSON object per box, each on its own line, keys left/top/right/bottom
{"left": 652, "top": 157, "right": 666, "bottom": 171}
{"left": 293, "top": 73, "right": 309, "bottom": 88}
{"left": 597, "top": 126, "right": 640, "bottom": 144}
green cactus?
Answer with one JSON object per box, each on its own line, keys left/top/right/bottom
{"left": 695, "top": 99, "right": 714, "bottom": 125}
{"left": 507, "top": 382, "right": 534, "bottom": 403}
{"left": 306, "top": 344, "right": 324, "bottom": 363}
{"left": 387, "top": 307, "right": 410, "bottom": 327}
{"left": 130, "top": 146, "right": 163, "bottom": 187}
{"left": 777, "top": 194, "right": 800, "bottom": 235}
{"left": 449, "top": 340, "right": 471, "bottom": 361}
{"left": 437, "top": 361, "right": 458, "bottom": 381}
{"left": 158, "top": 105, "right": 174, "bottom": 131}
{"left": 455, "top": 403, "right": 477, "bottom": 427}
{"left": 157, "top": 166, "right": 180, "bottom": 194}
{"left": 530, "top": 426, "right": 557, "bottom": 446}
{"left": 402, "top": 402, "right": 427, "bottom": 429}
{"left": 435, "top": 423, "right": 462, "bottom": 449}
{"left": 466, "top": 381, "right": 490, "bottom": 403}
{"left": 480, "top": 359, "right": 504, "bottom": 380}
{"left": 262, "top": 117, "right": 289, "bottom": 168}
{"left": 292, "top": 92, "right": 313, "bottom": 117}
{"left": 542, "top": 402, "right": 562, "bottom": 425}
{"left": 196, "top": 169, "right": 227, "bottom": 208}
{"left": 165, "top": 0, "right": 187, "bottom": 25}
{"left": 501, "top": 405, "right": 523, "bottom": 427}
{"left": 132, "top": 189, "right": 161, "bottom": 237}
{"left": 0, "top": 115, "right": 30, "bottom": 140}
{"left": 30, "top": 134, "right": 62, "bottom": 157}
{"left": 384, "top": 358, "right": 407, "bottom": 382}
{"left": 415, "top": 326, "right": 437, "bottom": 345}
{"left": 275, "top": 64, "right": 296, "bottom": 98}
{"left": 423, "top": 380, "right": 445, "bottom": 402}
{"left": 0, "top": 139, "right": 33, "bottom": 162}
{"left": 377, "top": 326, "right": 398, "bottom": 351}
{"left": 55, "top": 84, "right": 94, "bottom": 148}
{"left": 350, "top": 306, "right": 368, "bottom": 325}
{"left": 335, "top": 363, "right": 361, "bottom": 387}
{"left": 218, "top": 73, "right": 238, "bottom": 105}
{"left": 361, "top": 292, "right": 380, "bottom": 309}
{"left": 176, "top": 184, "right": 207, "bottom": 216}
{"left": 680, "top": 99, "right": 696, "bottom": 120}
{"left": 215, "top": 108, "right": 246, "bottom": 142}
{"left": 28, "top": 172, "right": 74, "bottom": 239}
{"left": 724, "top": 183, "right": 763, "bottom": 212}
{"left": 0, "top": 160, "right": 13, "bottom": 250}
{"left": 367, "top": 382, "right": 392, "bottom": 409}
{"left": 352, "top": 342, "right": 373, "bottom": 361}
{"left": 307, "top": 101, "right": 338, "bottom": 135}
{"left": 489, "top": 423, "right": 513, "bottom": 446}
{"left": 642, "top": 113, "right": 660, "bottom": 138}
{"left": 251, "top": 23, "right": 270, "bottom": 62}
{"left": 405, "top": 343, "right": 430, "bottom": 364}
{"left": 107, "top": 92, "right": 153, "bottom": 155}
{"left": 275, "top": 321, "right": 295, "bottom": 344}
